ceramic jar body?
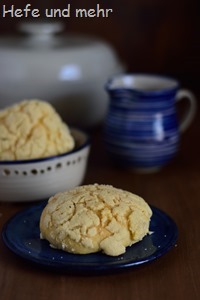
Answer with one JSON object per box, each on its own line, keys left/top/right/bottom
{"left": 0, "top": 22, "right": 124, "bottom": 128}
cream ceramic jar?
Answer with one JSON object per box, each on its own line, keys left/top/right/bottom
{"left": 0, "top": 21, "right": 124, "bottom": 128}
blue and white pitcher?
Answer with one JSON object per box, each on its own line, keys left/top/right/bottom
{"left": 104, "top": 74, "right": 197, "bottom": 172}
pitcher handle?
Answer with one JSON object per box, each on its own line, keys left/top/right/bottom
{"left": 176, "top": 89, "right": 197, "bottom": 133}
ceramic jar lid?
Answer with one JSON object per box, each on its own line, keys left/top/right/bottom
{"left": 0, "top": 21, "right": 124, "bottom": 128}
{"left": 0, "top": 21, "right": 121, "bottom": 74}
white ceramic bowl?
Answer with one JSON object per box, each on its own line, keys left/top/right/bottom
{"left": 0, "top": 128, "right": 90, "bottom": 202}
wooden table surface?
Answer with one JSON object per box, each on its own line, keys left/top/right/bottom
{"left": 0, "top": 107, "right": 200, "bottom": 300}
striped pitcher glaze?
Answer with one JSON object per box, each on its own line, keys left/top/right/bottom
{"left": 104, "top": 74, "right": 196, "bottom": 172}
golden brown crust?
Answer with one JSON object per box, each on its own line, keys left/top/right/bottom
{"left": 40, "top": 184, "right": 152, "bottom": 256}
{"left": 0, "top": 100, "right": 74, "bottom": 160}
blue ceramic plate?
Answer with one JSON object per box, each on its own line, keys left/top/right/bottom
{"left": 2, "top": 201, "right": 178, "bottom": 274}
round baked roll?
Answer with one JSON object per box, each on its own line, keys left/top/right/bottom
{"left": 40, "top": 184, "right": 152, "bottom": 256}
{"left": 0, "top": 99, "right": 74, "bottom": 160}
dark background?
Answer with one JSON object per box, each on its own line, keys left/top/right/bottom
{"left": 0, "top": 0, "right": 199, "bottom": 91}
